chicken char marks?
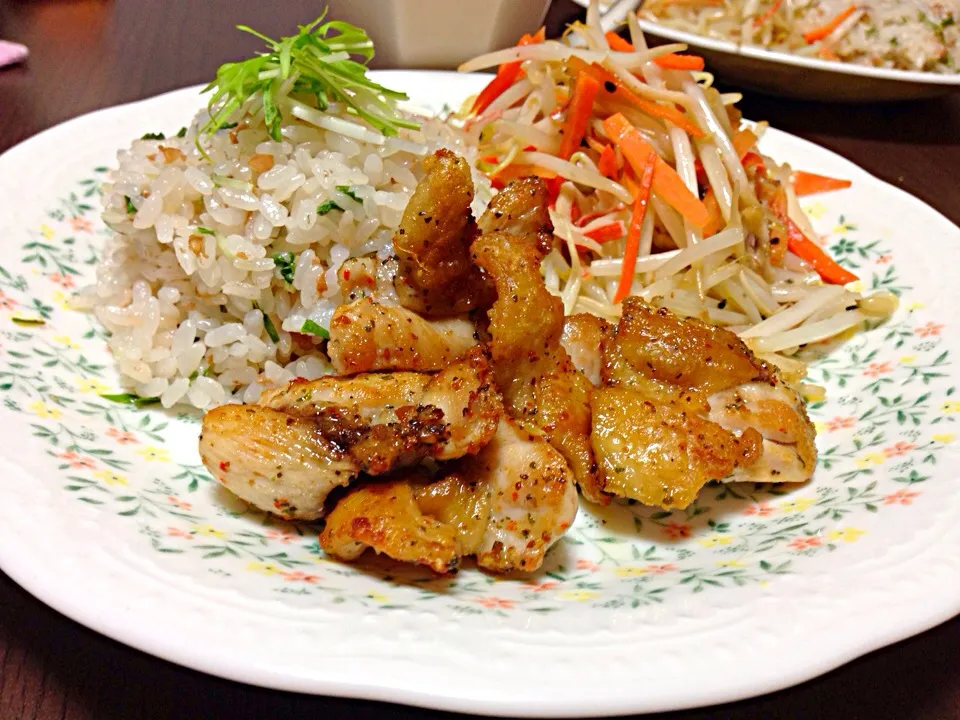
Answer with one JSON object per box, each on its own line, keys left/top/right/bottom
{"left": 392, "top": 148, "right": 491, "bottom": 315}
{"left": 199, "top": 346, "right": 502, "bottom": 520}
{"left": 320, "top": 417, "right": 578, "bottom": 574}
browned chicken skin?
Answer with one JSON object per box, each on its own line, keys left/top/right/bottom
{"left": 590, "top": 298, "right": 817, "bottom": 508}
{"left": 392, "top": 149, "right": 491, "bottom": 315}
{"left": 320, "top": 417, "right": 578, "bottom": 574}
{"left": 199, "top": 346, "right": 502, "bottom": 520}
{"left": 472, "top": 230, "right": 603, "bottom": 504}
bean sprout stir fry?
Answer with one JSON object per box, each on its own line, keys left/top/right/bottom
{"left": 455, "top": 0, "right": 897, "bottom": 385}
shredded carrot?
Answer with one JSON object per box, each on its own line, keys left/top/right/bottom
{"left": 754, "top": 0, "right": 782, "bottom": 25}
{"left": 603, "top": 113, "right": 710, "bottom": 228}
{"left": 742, "top": 152, "right": 766, "bottom": 171}
{"left": 702, "top": 189, "right": 723, "bottom": 238}
{"left": 732, "top": 128, "right": 758, "bottom": 159}
{"left": 568, "top": 58, "right": 703, "bottom": 137}
{"left": 792, "top": 170, "right": 852, "bottom": 196}
{"left": 583, "top": 221, "right": 625, "bottom": 243}
{"left": 615, "top": 152, "right": 656, "bottom": 303}
{"left": 471, "top": 65, "right": 522, "bottom": 115}
{"left": 492, "top": 163, "right": 559, "bottom": 184}
{"left": 803, "top": 5, "right": 857, "bottom": 44}
{"left": 604, "top": 31, "right": 634, "bottom": 52}
{"left": 570, "top": 202, "right": 582, "bottom": 224}
{"left": 653, "top": 53, "right": 706, "bottom": 71}
{"left": 598, "top": 144, "right": 619, "bottom": 178}
{"left": 559, "top": 73, "right": 601, "bottom": 160}
{"left": 818, "top": 46, "right": 841, "bottom": 61}
{"left": 784, "top": 218, "right": 858, "bottom": 284}
{"left": 470, "top": 29, "right": 545, "bottom": 115}
{"left": 577, "top": 204, "right": 627, "bottom": 228}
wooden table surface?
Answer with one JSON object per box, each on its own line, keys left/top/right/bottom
{"left": 0, "top": 1, "right": 957, "bottom": 718}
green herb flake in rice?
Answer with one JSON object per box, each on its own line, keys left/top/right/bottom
{"left": 86, "top": 12, "right": 487, "bottom": 411}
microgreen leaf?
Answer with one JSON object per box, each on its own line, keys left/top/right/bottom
{"left": 199, "top": 14, "right": 418, "bottom": 144}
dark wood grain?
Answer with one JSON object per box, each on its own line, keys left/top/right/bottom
{"left": 0, "top": 2, "right": 957, "bottom": 719}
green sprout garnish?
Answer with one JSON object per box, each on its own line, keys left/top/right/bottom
{"left": 100, "top": 393, "right": 161, "bottom": 408}
{"left": 199, "top": 11, "right": 419, "bottom": 145}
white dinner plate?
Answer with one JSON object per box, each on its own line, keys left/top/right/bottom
{"left": 0, "top": 70, "right": 958, "bottom": 717}
{"left": 570, "top": 0, "right": 960, "bottom": 101}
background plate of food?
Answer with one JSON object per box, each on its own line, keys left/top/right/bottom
{"left": 0, "top": 14, "right": 958, "bottom": 718}
{"left": 574, "top": 0, "right": 960, "bottom": 101}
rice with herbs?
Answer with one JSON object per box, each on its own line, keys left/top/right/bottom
{"left": 79, "top": 102, "right": 486, "bottom": 410}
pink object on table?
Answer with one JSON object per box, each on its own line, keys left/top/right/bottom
{"left": 0, "top": 40, "right": 29, "bottom": 69}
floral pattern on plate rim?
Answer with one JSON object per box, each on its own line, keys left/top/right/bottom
{"left": 0, "top": 169, "right": 955, "bottom": 617}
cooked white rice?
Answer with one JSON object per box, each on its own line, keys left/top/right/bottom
{"left": 79, "top": 102, "right": 488, "bottom": 410}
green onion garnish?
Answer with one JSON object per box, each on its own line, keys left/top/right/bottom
{"left": 100, "top": 393, "right": 161, "bottom": 408}
{"left": 124, "top": 196, "right": 137, "bottom": 214}
{"left": 199, "top": 12, "right": 419, "bottom": 144}
{"left": 141, "top": 132, "right": 165, "bottom": 140}
{"left": 176, "top": 127, "right": 188, "bottom": 138}
{"left": 301, "top": 319, "right": 330, "bottom": 339}
{"left": 316, "top": 200, "right": 343, "bottom": 215}
{"left": 196, "top": 226, "right": 216, "bottom": 235}
{"left": 262, "top": 311, "right": 280, "bottom": 343}
{"left": 336, "top": 185, "right": 362, "bottom": 203}
{"left": 272, "top": 252, "right": 296, "bottom": 284}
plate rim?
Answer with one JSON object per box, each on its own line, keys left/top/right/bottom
{"left": 635, "top": 18, "right": 960, "bottom": 87}
{"left": 0, "top": 70, "right": 958, "bottom": 717}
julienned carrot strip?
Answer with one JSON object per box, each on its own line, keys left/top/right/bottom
{"left": 653, "top": 53, "right": 706, "bottom": 71}
{"left": 598, "top": 144, "right": 618, "bottom": 178}
{"left": 702, "top": 189, "right": 723, "bottom": 238}
{"left": 791, "top": 170, "right": 852, "bottom": 196}
{"left": 583, "top": 221, "right": 625, "bottom": 243}
{"left": 784, "top": 218, "right": 858, "bottom": 284}
{"left": 732, "top": 128, "right": 758, "bottom": 159}
{"left": 471, "top": 64, "right": 522, "bottom": 115}
{"left": 603, "top": 113, "right": 710, "bottom": 228}
{"left": 742, "top": 152, "right": 766, "bottom": 171}
{"left": 803, "top": 4, "right": 856, "bottom": 44}
{"left": 754, "top": 0, "right": 782, "bottom": 25}
{"left": 614, "top": 152, "right": 656, "bottom": 303}
{"left": 604, "top": 31, "right": 634, "bottom": 52}
{"left": 570, "top": 203, "right": 582, "bottom": 224}
{"left": 470, "top": 29, "right": 545, "bottom": 115}
{"left": 559, "top": 73, "right": 601, "bottom": 160}
{"left": 567, "top": 57, "right": 703, "bottom": 137}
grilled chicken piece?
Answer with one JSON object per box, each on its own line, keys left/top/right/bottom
{"left": 392, "top": 149, "right": 491, "bottom": 315}
{"left": 590, "top": 298, "right": 816, "bottom": 508}
{"left": 320, "top": 418, "right": 578, "bottom": 574}
{"left": 199, "top": 346, "right": 502, "bottom": 520}
{"left": 477, "top": 176, "right": 554, "bottom": 249}
{"left": 200, "top": 405, "right": 361, "bottom": 521}
{"left": 320, "top": 472, "right": 461, "bottom": 574}
{"left": 472, "top": 231, "right": 603, "bottom": 504}
{"left": 561, "top": 313, "right": 611, "bottom": 387}
{"left": 327, "top": 297, "right": 478, "bottom": 375}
